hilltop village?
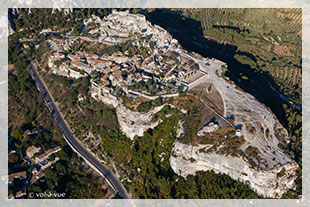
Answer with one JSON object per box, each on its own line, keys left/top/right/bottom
{"left": 47, "top": 10, "right": 218, "bottom": 107}
{"left": 14, "top": 9, "right": 298, "bottom": 199}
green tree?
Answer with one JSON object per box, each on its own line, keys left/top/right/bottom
{"left": 12, "top": 128, "right": 23, "bottom": 140}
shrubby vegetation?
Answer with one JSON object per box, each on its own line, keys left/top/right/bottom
{"left": 281, "top": 103, "right": 302, "bottom": 198}
{"left": 9, "top": 8, "right": 301, "bottom": 198}
{"left": 27, "top": 145, "right": 109, "bottom": 199}
{"left": 8, "top": 50, "right": 111, "bottom": 198}
{"left": 103, "top": 106, "right": 259, "bottom": 198}
{"left": 146, "top": 10, "right": 301, "bottom": 197}
{"left": 234, "top": 53, "right": 256, "bottom": 69}
{"left": 137, "top": 98, "right": 162, "bottom": 112}
{"left": 9, "top": 8, "right": 112, "bottom": 39}
{"left": 176, "top": 8, "right": 301, "bottom": 105}
{"left": 137, "top": 101, "right": 152, "bottom": 112}
{"left": 46, "top": 71, "right": 260, "bottom": 198}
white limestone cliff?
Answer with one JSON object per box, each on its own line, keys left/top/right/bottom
{"left": 170, "top": 141, "right": 298, "bottom": 198}
{"left": 116, "top": 105, "right": 166, "bottom": 140}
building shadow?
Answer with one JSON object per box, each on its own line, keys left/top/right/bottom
{"left": 145, "top": 9, "right": 287, "bottom": 127}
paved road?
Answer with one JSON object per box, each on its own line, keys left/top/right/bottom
{"left": 26, "top": 58, "right": 129, "bottom": 199}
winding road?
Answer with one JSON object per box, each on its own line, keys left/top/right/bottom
{"left": 25, "top": 55, "right": 129, "bottom": 199}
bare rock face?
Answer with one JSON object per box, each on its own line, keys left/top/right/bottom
{"left": 170, "top": 141, "right": 298, "bottom": 198}
{"left": 90, "top": 9, "right": 177, "bottom": 48}
{"left": 116, "top": 105, "right": 165, "bottom": 140}
{"left": 197, "top": 122, "right": 219, "bottom": 136}
{"left": 166, "top": 49, "right": 299, "bottom": 198}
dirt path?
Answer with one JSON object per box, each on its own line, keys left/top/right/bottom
{"left": 179, "top": 52, "right": 293, "bottom": 170}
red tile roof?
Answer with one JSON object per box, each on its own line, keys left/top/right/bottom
{"left": 77, "top": 51, "right": 85, "bottom": 56}
{"left": 103, "top": 67, "right": 110, "bottom": 72}
{"left": 102, "top": 73, "right": 110, "bottom": 80}
{"left": 101, "top": 55, "right": 110, "bottom": 60}
{"left": 113, "top": 51, "right": 124, "bottom": 57}
{"left": 135, "top": 61, "right": 141, "bottom": 68}
{"left": 68, "top": 54, "right": 79, "bottom": 60}
{"left": 94, "top": 59, "right": 111, "bottom": 66}
{"left": 111, "top": 65, "right": 121, "bottom": 70}
{"left": 71, "top": 60, "right": 82, "bottom": 67}
{"left": 111, "top": 70, "right": 122, "bottom": 78}
{"left": 9, "top": 171, "right": 27, "bottom": 182}
{"left": 54, "top": 52, "right": 61, "bottom": 57}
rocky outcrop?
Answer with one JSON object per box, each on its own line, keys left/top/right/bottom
{"left": 197, "top": 122, "right": 219, "bottom": 136}
{"left": 90, "top": 80, "right": 119, "bottom": 108}
{"left": 8, "top": 10, "right": 16, "bottom": 35}
{"left": 90, "top": 9, "right": 178, "bottom": 49}
{"left": 116, "top": 105, "right": 166, "bottom": 140}
{"left": 8, "top": 19, "right": 15, "bottom": 35}
{"left": 52, "top": 8, "right": 73, "bottom": 15}
{"left": 167, "top": 45, "right": 299, "bottom": 198}
{"left": 170, "top": 141, "right": 298, "bottom": 198}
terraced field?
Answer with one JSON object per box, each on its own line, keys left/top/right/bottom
{"left": 171, "top": 8, "right": 302, "bottom": 104}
